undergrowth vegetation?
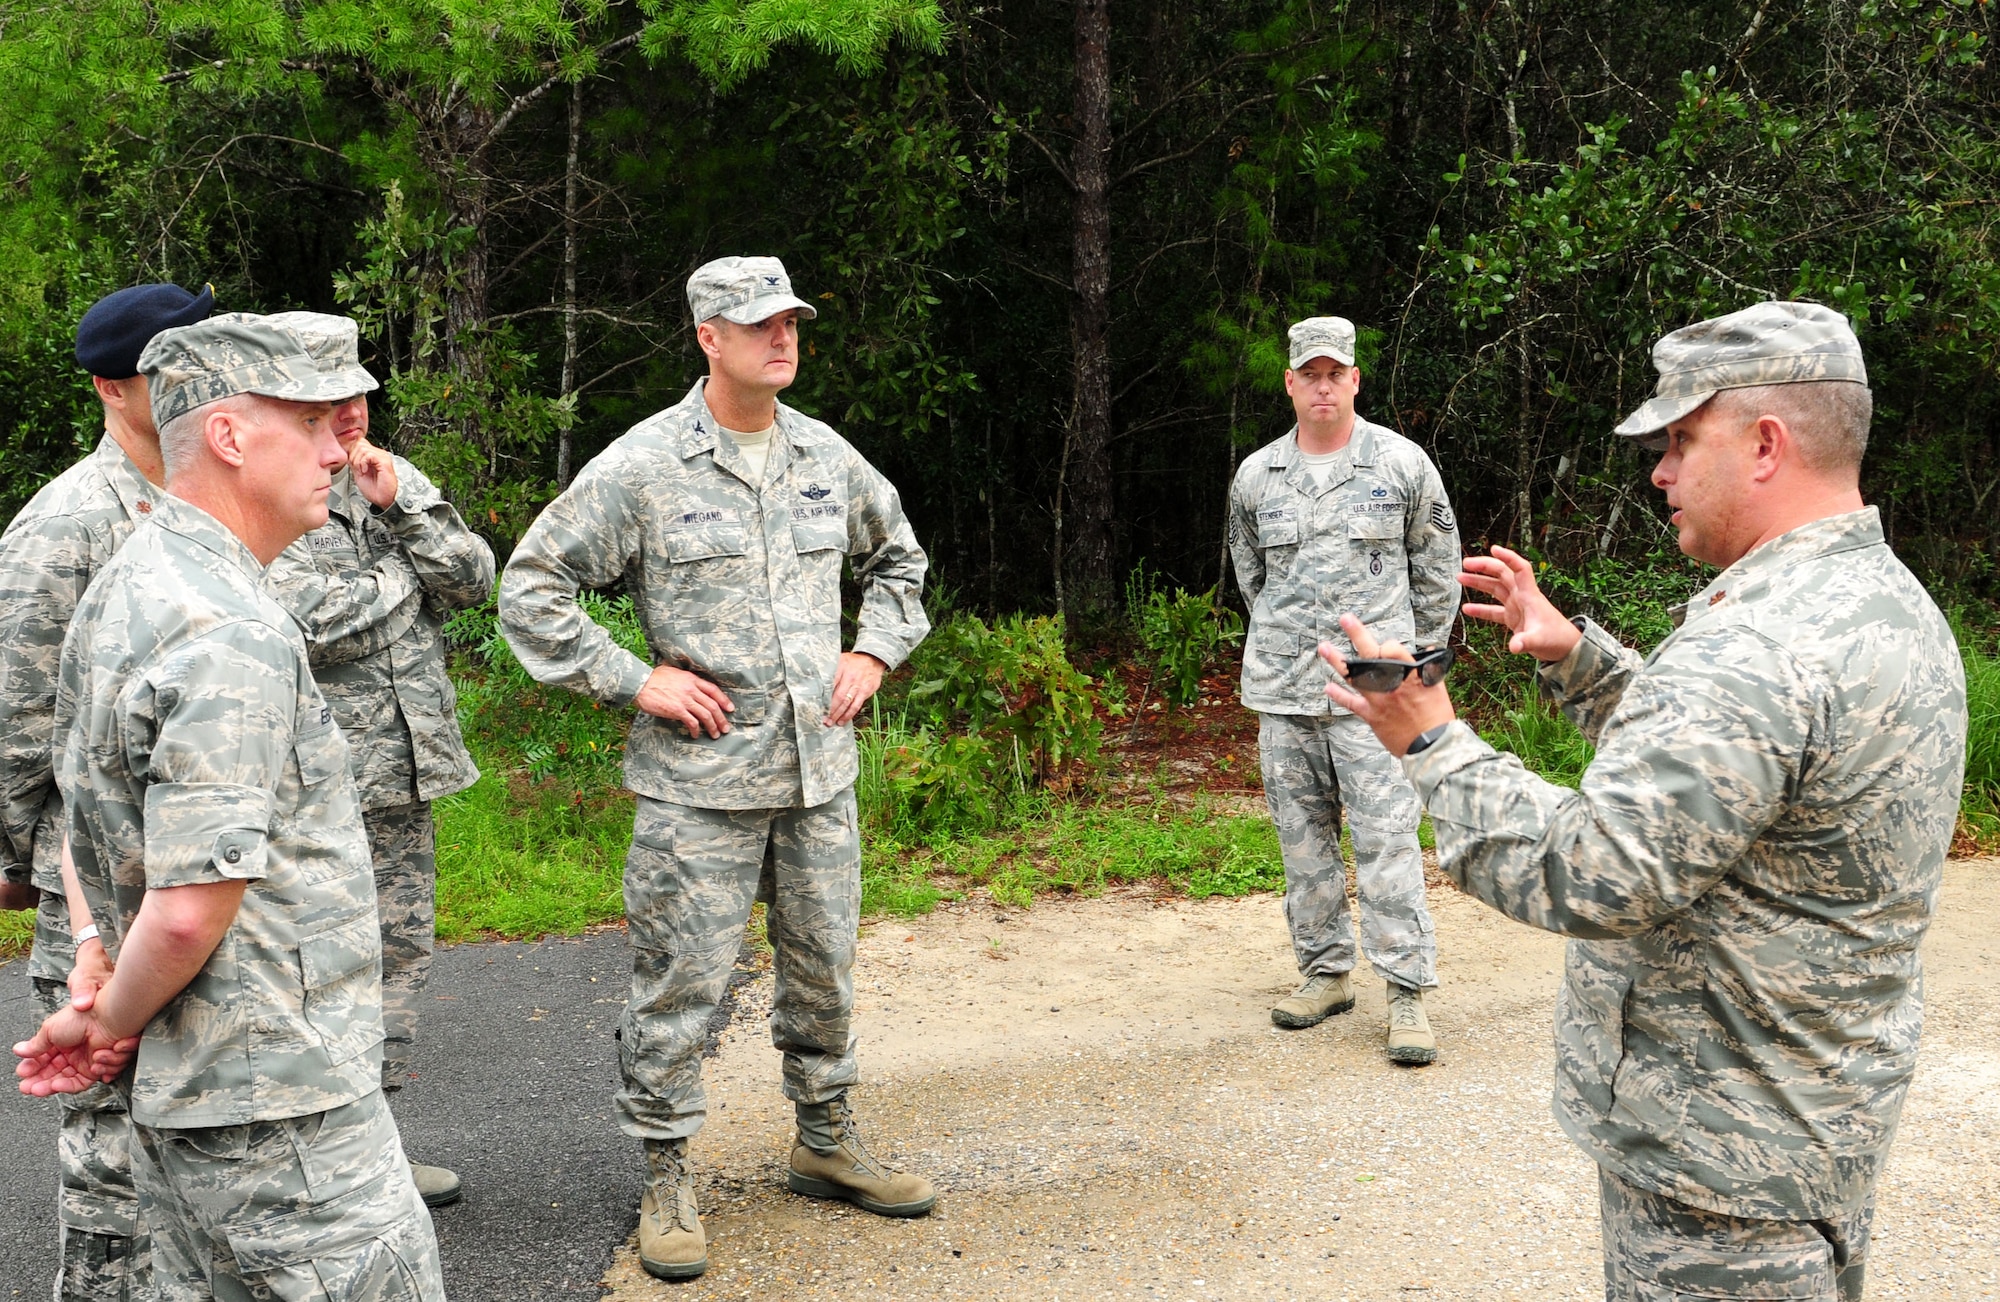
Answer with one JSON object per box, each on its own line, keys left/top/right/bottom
{"left": 411, "top": 583, "right": 2000, "bottom": 943}
{"left": 10, "top": 571, "right": 1994, "bottom": 960}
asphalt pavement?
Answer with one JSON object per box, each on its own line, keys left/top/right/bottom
{"left": 0, "top": 929, "right": 757, "bottom": 1300}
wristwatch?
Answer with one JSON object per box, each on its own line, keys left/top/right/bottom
{"left": 1402, "top": 721, "right": 1453, "bottom": 757}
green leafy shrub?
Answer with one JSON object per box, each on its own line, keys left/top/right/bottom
{"left": 859, "top": 718, "right": 1021, "bottom": 840}
{"left": 446, "top": 590, "right": 646, "bottom": 784}
{"left": 1540, "top": 551, "right": 1705, "bottom": 651}
{"left": 1125, "top": 563, "right": 1244, "bottom": 708}
{"left": 902, "top": 612, "right": 1103, "bottom": 784}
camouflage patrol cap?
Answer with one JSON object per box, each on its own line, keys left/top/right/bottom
{"left": 1615, "top": 301, "right": 1868, "bottom": 439}
{"left": 139, "top": 315, "right": 376, "bottom": 428}
{"left": 261, "top": 311, "right": 380, "bottom": 400}
{"left": 1288, "top": 317, "right": 1356, "bottom": 369}
{"left": 687, "top": 255, "right": 818, "bottom": 326}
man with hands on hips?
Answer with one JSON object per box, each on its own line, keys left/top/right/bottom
{"left": 1320, "top": 301, "right": 1964, "bottom": 1301}
{"left": 499, "top": 255, "right": 932, "bottom": 1282}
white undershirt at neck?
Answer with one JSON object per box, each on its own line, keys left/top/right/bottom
{"left": 1298, "top": 446, "right": 1343, "bottom": 493}
{"left": 720, "top": 423, "right": 776, "bottom": 485}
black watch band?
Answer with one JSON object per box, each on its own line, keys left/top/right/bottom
{"left": 1403, "top": 721, "right": 1453, "bottom": 757}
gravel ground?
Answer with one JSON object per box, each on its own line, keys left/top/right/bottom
{"left": 2, "top": 862, "right": 1992, "bottom": 1300}
{"left": 603, "top": 861, "right": 2000, "bottom": 1301}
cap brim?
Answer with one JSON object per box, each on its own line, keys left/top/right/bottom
{"left": 246, "top": 366, "right": 381, "bottom": 404}
{"left": 1613, "top": 389, "right": 1712, "bottom": 439}
{"left": 1288, "top": 348, "right": 1355, "bottom": 369}
{"left": 717, "top": 294, "right": 819, "bottom": 325}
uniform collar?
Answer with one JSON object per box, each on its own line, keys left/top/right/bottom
{"left": 670, "top": 378, "right": 824, "bottom": 463}
{"left": 91, "top": 434, "right": 163, "bottom": 523}
{"left": 151, "top": 492, "right": 268, "bottom": 578}
{"left": 1680, "top": 507, "right": 1884, "bottom": 627}
{"left": 324, "top": 465, "right": 363, "bottom": 521}
{"left": 1271, "top": 416, "right": 1378, "bottom": 469}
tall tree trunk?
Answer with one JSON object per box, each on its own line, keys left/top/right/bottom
{"left": 1514, "top": 329, "right": 1534, "bottom": 544}
{"left": 1065, "top": 0, "right": 1115, "bottom": 613}
{"left": 440, "top": 99, "right": 496, "bottom": 468}
{"left": 557, "top": 81, "right": 583, "bottom": 490}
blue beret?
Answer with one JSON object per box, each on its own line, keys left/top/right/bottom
{"left": 74, "top": 283, "right": 216, "bottom": 380}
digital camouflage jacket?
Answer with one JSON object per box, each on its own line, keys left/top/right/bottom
{"left": 1404, "top": 508, "right": 1965, "bottom": 1220}
{"left": 499, "top": 379, "right": 929, "bottom": 810}
{"left": 1228, "top": 419, "right": 1461, "bottom": 715}
{"left": 265, "top": 457, "right": 492, "bottom": 810}
{"left": 0, "top": 436, "right": 158, "bottom": 909}
{"left": 56, "top": 494, "right": 383, "bottom": 1128}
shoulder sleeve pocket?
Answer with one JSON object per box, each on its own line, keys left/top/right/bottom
{"left": 293, "top": 724, "right": 349, "bottom": 788}
{"left": 299, "top": 914, "right": 380, "bottom": 990}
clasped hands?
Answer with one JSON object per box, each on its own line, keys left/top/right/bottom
{"left": 14, "top": 938, "right": 138, "bottom": 1096}
{"left": 1322, "top": 546, "right": 1583, "bottom": 756}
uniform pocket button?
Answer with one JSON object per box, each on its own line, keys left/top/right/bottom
{"left": 225, "top": 847, "right": 242, "bottom": 864}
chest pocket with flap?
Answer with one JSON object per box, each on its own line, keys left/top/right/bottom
{"left": 1255, "top": 502, "right": 1300, "bottom": 548}
{"left": 789, "top": 486, "right": 849, "bottom": 621}
{"left": 664, "top": 508, "right": 749, "bottom": 563}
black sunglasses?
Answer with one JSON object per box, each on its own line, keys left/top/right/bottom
{"left": 1340, "top": 645, "right": 1454, "bottom": 694}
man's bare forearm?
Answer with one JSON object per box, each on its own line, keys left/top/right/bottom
{"left": 59, "top": 835, "right": 94, "bottom": 936}
{"left": 90, "top": 881, "right": 247, "bottom": 1040}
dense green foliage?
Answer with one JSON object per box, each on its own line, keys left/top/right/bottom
{"left": 5, "top": 1, "right": 2000, "bottom": 952}
{"left": 2, "top": 1, "right": 1995, "bottom": 612}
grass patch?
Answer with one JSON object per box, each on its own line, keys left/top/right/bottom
{"left": 864, "top": 795, "right": 1282, "bottom": 914}
{"left": 0, "top": 905, "right": 30, "bottom": 959}
{"left": 1479, "top": 688, "right": 1594, "bottom": 789}
{"left": 1955, "top": 612, "right": 2000, "bottom": 851}
{"left": 433, "top": 767, "right": 632, "bottom": 943}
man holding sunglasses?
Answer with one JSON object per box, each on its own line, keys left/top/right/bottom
{"left": 1227, "top": 316, "right": 1462, "bottom": 1065}
{"left": 1322, "top": 302, "right": 1964, "bottom": 1299}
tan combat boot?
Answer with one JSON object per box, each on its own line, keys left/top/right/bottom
{"left": 1386, "top": 982, "right": 1437, "bottom": 1065}
{"left": 1270, "top": 972, "right": 1355, "bottom": 1029}
{"left": 409, "top": 1162, "right": 462, "bottom": 1209}
{"left": 788, "top": 1094, "right": 937, "bottom": 1217}
{"left": 637, "top": 1138, "right": 707, "bottom": 1280}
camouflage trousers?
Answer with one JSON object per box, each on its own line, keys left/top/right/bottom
{"left": 616, "top": 789, "right": 860, "bottom": 1141}
{"left": 1600, "top": 1167, "right": 1872, "bottom": 1301}
{"left": 1258, "top": 711, "right": 1437, "bottom": 989}
{"left": 132, "top": 1090, "right": 445, "bottom": 1301}
{"left": 30, "top": 891, "right": 146, "bottom": 1302}
{"left": 365, "top": 801, "right": 436, "bottom": 1092}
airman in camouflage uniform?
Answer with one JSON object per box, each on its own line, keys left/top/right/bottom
{"left": 16, "top": 315, "right": 445, "bottom": 1300}
{"left": 1323, "top": 302, "right": 1965, "bottom": 1300}
{"left": 499, "top": 255, "right": 934, "bottom": 1280}
{"left": 263, "top": 312, "right": 494, "bottom": 1209}
{"left": 1228, "top": 315, "right": 1460, "bottom": 1064}
{"left": 0, "top": 282, "right": 214, "bottom": 1300}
